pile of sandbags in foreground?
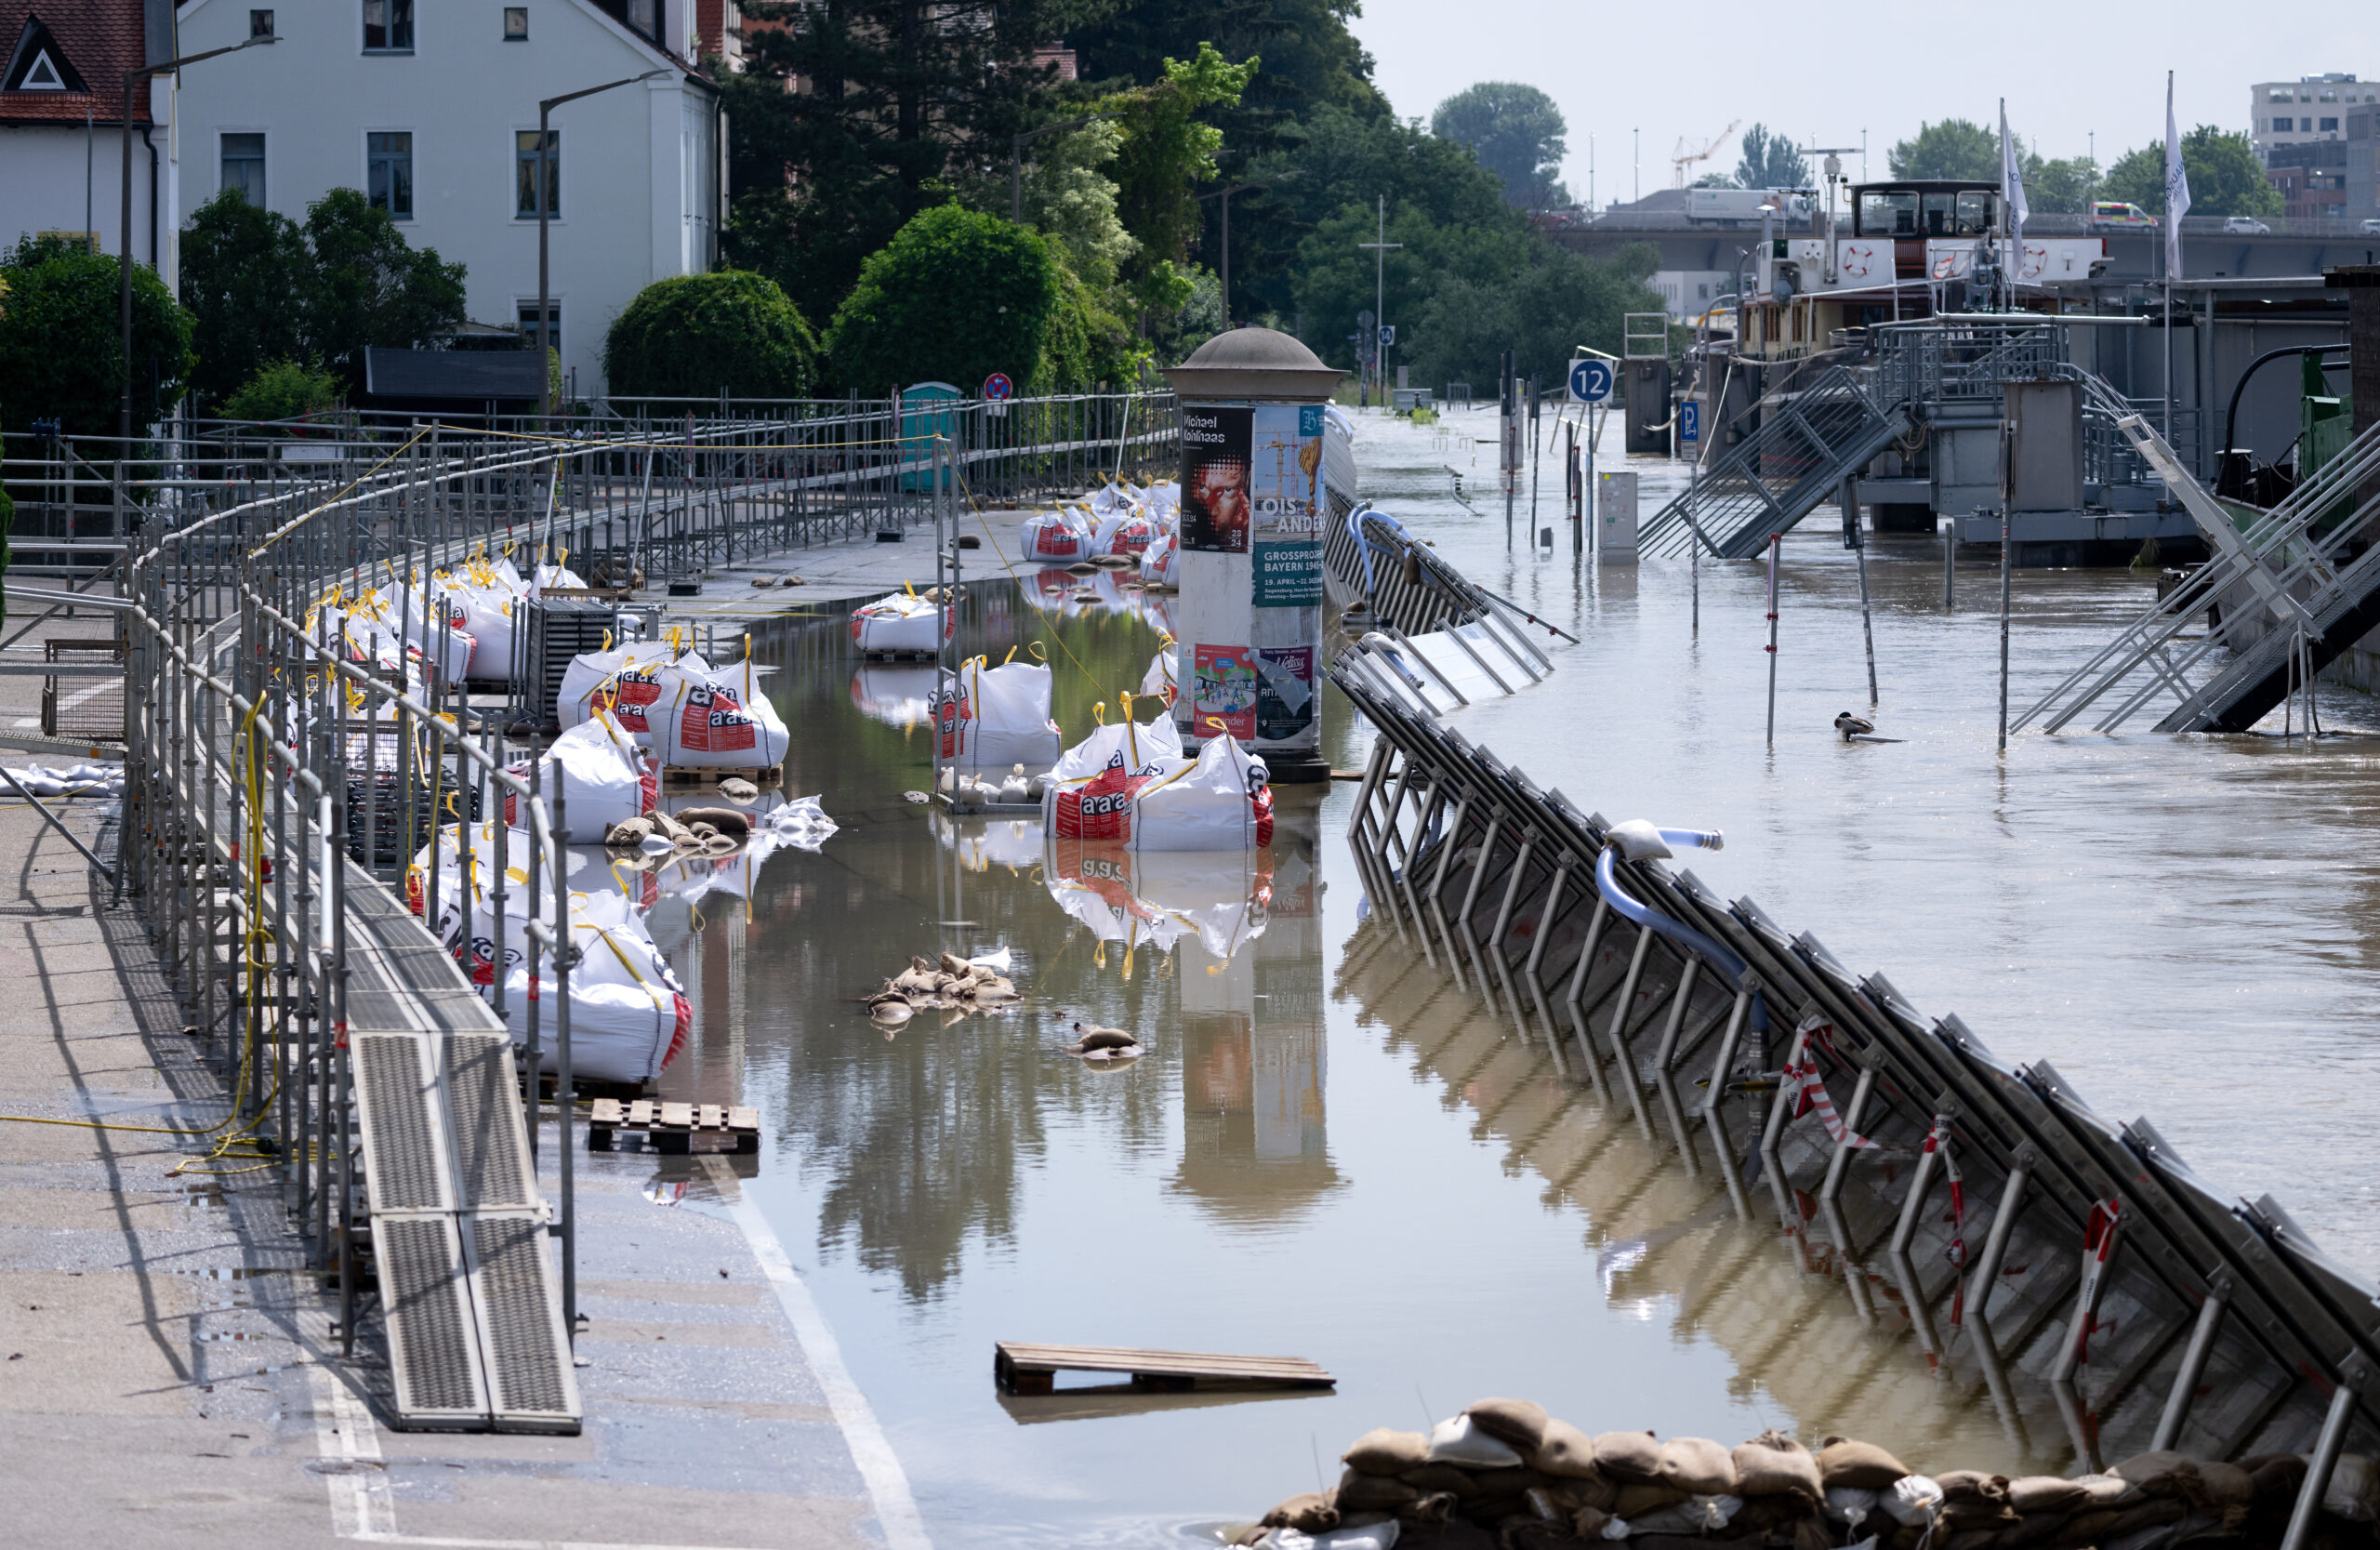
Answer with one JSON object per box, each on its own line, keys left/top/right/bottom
{"left": 1236, "top": 1405, "right": 2341, "bottom": 1550}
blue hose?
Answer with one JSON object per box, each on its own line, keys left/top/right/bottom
{"left": 1594, "top": 846, "right": 1765, "bottom": 1032}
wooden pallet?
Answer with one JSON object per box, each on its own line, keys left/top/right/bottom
{"left": 993, "top": 1342, "right": 1334, "bottom": 1396}
{"left": 661, "top": 763, "right": 783, "bottom": 788}
{"left": 588, "top": 1099, "right": 760, "bottom": 1155}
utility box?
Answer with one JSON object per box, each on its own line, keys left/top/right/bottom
{"left": 1597, "top": 471, "right": 1639, "bottom": 564}
{"left": 2007, "top": 379, "right": 2084, "bottom": 511}
{"left": 1929, "top": 400, "right": 2004, "bottom": 528}
{"left": 1624, "top": 360, "right": 1673, "bottom": 456}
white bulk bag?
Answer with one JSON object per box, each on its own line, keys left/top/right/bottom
{"left": 1092, "top": 510, "right": 1159, "bottom": 557}
{"left": 1138, "top": 530, "right": 1180, "bottom": 589}
{"left": 653, "top": 659, "right": 791, "bottom": 770}
{"left": 494, "top": 891, "right": 690, "bottom": 1086}
{"left": 1018, "top": 508, "right": 1094, "bottom": 564}
{"left": 1046, "top": 712, "right": 1182, "bottom": 784}
{"left": 530, "top": 563, "right": 586, "bottom": 595}
{"left": 1139, "top": 643, "right": 1178, "bottom": 707}
{"left": 1124, "top": 731, "right": 1273, "bottom": 852}
{"left": 850, "top": 592, "right": 951, "bottom": 655}
{"left": 557, "top": 643, "right": 685, "bottom": 740}
{"left": 502, "top": 710, "right": 656, "bottom": 833}
{"left": 940, "top": 657, "right": 1061, "bottom": 775}
{"left": 449, "top": 579, "right": 522, "bottom": 680}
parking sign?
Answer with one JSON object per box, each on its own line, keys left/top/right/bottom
{"left": 1681, "top": 401, "right": 1700, "bottom": 444}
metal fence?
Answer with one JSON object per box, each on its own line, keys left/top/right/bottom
{"left": 1332, "top": 660, "right": 2380, "bottom": 1539}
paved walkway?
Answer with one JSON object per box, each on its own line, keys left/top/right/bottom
{"left": 645, "top": 500, "right": 1094, "bottom": 616}
{"left": 0, "top": 798, "right": 921, "bottom": 1548}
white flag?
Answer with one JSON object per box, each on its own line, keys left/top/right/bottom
{"left": 2164, "top": 72, "right": 2190, "bottom": 279}
{"left": 1999, "top": 100, "right": 2028, "bottom": 246}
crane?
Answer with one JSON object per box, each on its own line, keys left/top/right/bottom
{"left": 1672, "top": 120, "right": 1741, "bottom": 187}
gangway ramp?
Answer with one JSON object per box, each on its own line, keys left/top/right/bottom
{"left": 345, "top": 867, "right": 581, "bottom": 1434}
{"left": 1638, "top": 365, "right": 1909, "bottom": 560}
{"left": 2016, "top": 412, "right": 2380, "bottom": 735}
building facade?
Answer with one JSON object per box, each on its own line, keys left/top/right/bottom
{"left": 174, "top": 0, "right": 723, "bottom": 398}
{"left": 0, "top": 1, "right": 178, "bottom": 282}
{"left": 2249, "top": 74, "right": 2374, "bottom": 162}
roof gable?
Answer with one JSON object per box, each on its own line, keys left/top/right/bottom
{"left": 0, "top": 3, "right": 150, "bottom": 123}
{"left": 5, "top": 15, "right": 87, "bottom": 92}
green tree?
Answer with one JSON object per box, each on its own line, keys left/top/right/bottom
{"left": 2028, "top": 154, "right": 2098, "bottom": 214}
{"left": 1734, "top": 124, "right": 1810, "bottom": 191}
{"left": 1021, "top": 120, "right": 1138, "bottom": 292}
{"left": 1431, "top": 81, "right": 1569, "bottom": 209}
{"left": 1887, "top": 118, "right": 1998, "bottom": 181}
{"left": 605, "top": 272, "right": 820, "bottom": 400}
{"left": 181, "top": 190, "right": 311, "bottom": 408}
{"left": 1104, "top": 43, "right": 1259, "bottom": 318}
{"left": 1405, "top": 239, "right": 1660, "bottom": 391}
{"left": 300, "top": 189, "right": 468, "bottom": 392}
{"left": 0, "top": 235, "right": 193, "bottom": 438}
{"left": 826, "top": 204, "right": 1075, "bottom": 391}
{"left": 2100, "top": 126, "right": 2281, "bottom": 219}
{"left": 722, "top": 0, "right": 1088, "bottom": 324}
{"left": 219, "top": 358, "right": 342, "bottom": 422}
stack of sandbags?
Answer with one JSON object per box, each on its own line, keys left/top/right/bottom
{"left": 1239, "top": 1417, "right": 2350, "bottom": 1550}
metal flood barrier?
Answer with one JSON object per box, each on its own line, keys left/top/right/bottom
{"left": 100, "top": 392, "right": 1177, "bottom": 1432}
{"left": 1330, "top": 658, "right": 2380, "bottom": 1537}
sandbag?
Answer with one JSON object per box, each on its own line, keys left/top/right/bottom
{"left": 2326, "top": 1455, "right": 2379, "bottom": 1522}
{"left": 2004, "top": 1478, "right": 2092, "bottom": 1516}
{"left": 1344, "top": 1430, "right": 1431, "bottom": 1477}
{"left": 1020, "top": 508, "right": 1095, "bottom": 563}
{"left": 1264, "top": 1493, "right": 1342, "bottom": 1533}
{"left": 1424, "top": 1415, "right": 1523, "bottom": 1470}
{"left": 850, "top": 591, "right": 952, "bottom": 654}
{"left": 1093, "top": 509, "right": 1159, "bottom": 556}
{"left": 1463, "top": 1400, "right": 1548, "bottom": 1455}
{"left": 1528, "top": 1420, "right": 1600, "bottom": 1482}
{"left": 1818, "top": 1440, "right": 1911, "bottom": 1490}
{"left": 558, "top": 643, "right": 685, "bottom": 739}
{"left": 1613, "top": 1483, "right": 1690, "bottom": 1517}
{"left": 1656, "top": 1438, "right": 1737, "bottom": 1497}
{"left": 1595, "top": 1433, "right": 1662, "bottom": 1484}
{"left": 1140, "top": 530, "right": 1180, "bottom": 588}
{"left": 1879, "top": 1477, "right": 1943, "bottom": 1527}
{"left": 1338, "top": 1471, "right": 1420, "bottom": 1513}
{"left": 654, "top": 659, "right": 790, "bottom": 770}
{"left": 1628, "top": 1496, "right": 1742, "bottom": 1536}
{"left": 1733, "top": 1432, "right": 1820, "bottom": 1502}
{"left": 2110, "top": 1453, "right": 2200, "bottom": 1500}
{"left": 504, "top": 710, "right": 656, "bottom": 833}
{"left": 1823, "top": 1488, "right": 1880, "bottom": 1528}
{"left": 1400, "top": 1464, "right": 1482, "bottom": 1501}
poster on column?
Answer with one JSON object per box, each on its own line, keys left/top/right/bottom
{"left": 1254, "top": 646, "right": 1315, "bottom": 743}
{"left": 1193, "top": 644, "right": 1259, "bottom": 740}
{"left": 1249, "top": 404, "right": 1325, "bottom": 603}
{"left": 1182, "top": 405, "right": 1254, "bottom": 553}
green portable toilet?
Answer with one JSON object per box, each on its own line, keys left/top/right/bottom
{"left": 900, "top": 380, "right": 961, "bottom": 491}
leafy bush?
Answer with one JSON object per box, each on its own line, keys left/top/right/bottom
{"left": 0, "top": 235, "right": 193, "bottom": 437}
{"left": 604, "top": 271, "right": 818, "bottom": 400}
{"left": 220, "top": 358, "right": 343, "bottom": 423}
{"left": 826, "top": 205, "right": 1071, "bottom": 393}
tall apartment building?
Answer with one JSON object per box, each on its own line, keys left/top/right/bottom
{"left": 2251, "top": 73, "right": 2379, "bottom": 220}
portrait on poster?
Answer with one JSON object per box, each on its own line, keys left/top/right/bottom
{"left": 1181, "top": 406, "right": 1254, "bottom": 553}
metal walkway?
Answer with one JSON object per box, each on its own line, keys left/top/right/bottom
{"left": 2017, "top": 413, "right": 2380, "bottom": 734}
{"left": 1637, "top": 366, "right": 1910, "bottom": 559}
{"left": 1332, "top": 656, "right": 2380, "bottom": 1497}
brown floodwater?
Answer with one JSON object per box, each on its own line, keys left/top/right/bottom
{"left": 631, "top": 406, "right": 2380, "bottom": 1548}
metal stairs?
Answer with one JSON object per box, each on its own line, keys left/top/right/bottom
{"left": 2016, "top": 411, "right": 2380, "bottom": 735}
{"left": 1638, "top": 365, "right": 1910, "bottom": 559}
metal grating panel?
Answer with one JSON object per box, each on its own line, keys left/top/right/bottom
{"left": 377, "top": 1212, "right": 491, "bottom": 1429}
{"left": 461, "top": 1211, "right": 582, "bottom": 1433}
{"left": 443, "top": 1035, "right": 537, "bottom": 1210}
{"left": 356, "top": 1034, "right": 450, "bottom": 1212}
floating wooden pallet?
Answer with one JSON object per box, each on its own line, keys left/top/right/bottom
{"left": 588, "top": 1099, "right": 760, "bottom": 1155}
{"left": 660, "top": 763, "right": 783, "bottom": 788}
{"left": 993, "top": 1342, "right": 1334, "bottom": 1396}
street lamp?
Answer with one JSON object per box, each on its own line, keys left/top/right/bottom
{"left": 1012, "top": 113, "right": 1116, "bottom": 224}
{"left": 539, "top": 70, "right": 671, "bottom": 420}
{"left": 119, "top": 32, "right": 279, "bottom": 447}
{"left": 1195, "top": 179, "right": 1277, "bottom": 328}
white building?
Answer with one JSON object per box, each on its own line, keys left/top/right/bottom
{"left": 2249, "top": 73, "right": 2376, "bottom": 164}
{"left": 173, "top": 0, "right": 724, "bottom": 398}
{"left": 0, "top": 1, "right": 178, "bottom": 283}
{"left": 1650, "top": 270, "right": 1735, "bottom": 325}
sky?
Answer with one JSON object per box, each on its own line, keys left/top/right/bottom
{"left": 1347, "top": 0, "right": 2380, "bottom": 204}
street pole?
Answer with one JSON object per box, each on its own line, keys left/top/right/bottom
{"left": 120, "top": 33, "right": 279, "bottom": 447}
{"left": 1356, "top": 195, "right": 1402, "bottom": 406}
{"left": 1197, "top": 181, "right": 1266, "bottom": 328}
{"left": 538, "top": 70, "right": 670, "bottom": 422}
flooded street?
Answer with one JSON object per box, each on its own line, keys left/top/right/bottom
{"left": 636, "top": 407, "right": 2380, "bottom": 1548}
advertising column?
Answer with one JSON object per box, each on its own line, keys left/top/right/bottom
{"left": 1165, "top": 329, "right": 1343, "bottom": 784}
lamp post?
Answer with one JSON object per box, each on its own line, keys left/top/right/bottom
{"left": 1356, "top": 194, "right": 1401, "bottom": 403}
{"left": 1195, "top": 179, "right": 1273, "bottom": 327}
{"left": 539, "top": 70, "right": 670, "bottom": 421}
{"left": 120, "top": 32, "right": 279, "bottom": 447}
{"left": 1011, "top": 113, "right": 1116, "bottom": 224}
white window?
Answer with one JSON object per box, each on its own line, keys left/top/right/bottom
{"left": 222, "top": 133, "right": 266, "bottom": 205}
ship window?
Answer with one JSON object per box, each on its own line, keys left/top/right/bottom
{"left": 1859, "top": 189, "right": 1917, "bottom": 235}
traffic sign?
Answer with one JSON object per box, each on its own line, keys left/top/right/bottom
{"left": 1680, "top": 401, "right": 1700, "bottom": 444}
{"left": 1567, "top": 359, "right": 1614, "bottom": 404}
{"left": 983, "top": 373, "right": 1014, "bottom": 401}
{"left": 1378, "top": 325, "right": 1396, "bottom": 347}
